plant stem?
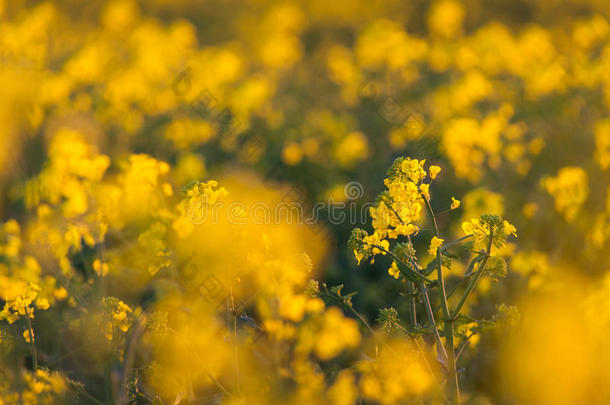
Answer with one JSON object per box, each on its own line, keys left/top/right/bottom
{"left": 207, "top": 371, "right": 233, "bottom": 397}
{"left": 390, "top": 321, "right": 450, "bottom": 405}
{"left": 456, "top": 333, "right": 474, "bottom": 361}
{"left": 24, "top": 306, "right": 38, "bottom": 370}
{"left": 348, "top": 306, "right": 377, "bottom": 336}
{"left": 228, "top": 281, "right": 240, "bottom": 395}
{"left": 370, "top": 243, "right": 448, "bottom": 362}
{"left": 440, "top": 234, "right": 474, "bottom": 251}
{"left": 451, "top": 234, "right": 493, "bottom": 319}
{"left": 118, "top": 313, "right": 146, "bottom": 405}
{"left": 345, "top": 301, "right": 450, "bottom": 404}
{"left": 370, "top": 244, "right": 433, "bottom": 284}
{"left": 421, "top": 193, "right": 460, "bottom": 404}
{"left": 417, "top": 281, "right": 448, "bottom": 363}
{"left": 431, "top": 255, "right": 482, "bottom": 315}
{"left": 371, "top": 242, "right": 447, "bottom": 362}
{"left": 406, "top": 235, "right": 418, "bottom": 328}
{"left": 409, "top": 281, "right": 417, "bottom": 327}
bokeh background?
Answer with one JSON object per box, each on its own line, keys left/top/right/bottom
{"left": 1, "top": 0, "right": 610, "bottom": 404}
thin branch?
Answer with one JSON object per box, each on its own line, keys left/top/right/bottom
{"left": 369, "top": 240, "right": 447, "bottom": 362}
{"left": 117, "top": 312, "right": 147, "bottom": 405}
{"left": 390, "top": 321, "right": 450, "bottom": 404}
{"left": 369, "top": 244, "right": 433, "bottom": 284}
{"left": 24, "top": 306, "right": 38, "bottom": 370}
{"left": 456, "top": 333, "right": 475, "bottom": 361}
{"left": 228, "top": 281, "right": 240, "bottom": 395}
{"left": 432, "top": 260, "right": 481, "bottom": 315}
{"left": 406, "top": 235, "right": 418, "bottom": 328}
{"left": 451, "top": 233, "right": 494, "bottom": 319}
{"left": 440, "top": 234, "right": 474, "bottom": 252}
{"left": 421, "top": 191, "right": 460, "bottom": 405}
{"left": 206, "top": 372, "right": 233, "bottom": 397}
{"left": 417, "top": 281, "right": 448, "bottom": 363}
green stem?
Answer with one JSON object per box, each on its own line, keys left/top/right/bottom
{"left": 344, "top": 302, "right": 450, "bottom": 404}
{"left": 207, "top": 372, "right": 233, "bottom": 397}
{"left": 440, "top": 234, "right": 474, "bottom": 251}
{"left": 405, "top": 235, "right": 419, "bottom": 328}
{"left": 369, "top": 243, "right": 446, "bottom": 361}
{"left": 228, "top": 282, "right": 240, "bottom": 395}
{"left": 118, "top": 313, "right": 147, "bottom": 405}
{"left": 418, "top": 281, "right": 448, "bottom": 363}
{"left": 432, "top": 256, "right": 482, "bottom": 314}
{"left": 451, "top": 234, "right": 494, "bottom": 319}
{"left": 456, "top": 332, "right": 475, "bottom": 361}
{"left": 409, "top": 281, "right": 417, "bottom": 327}
{"left": 370, "top": 242, "right": 447, "bottom": 363}
{"left": 370, "top": 244, "right": 433, "bottom": 284}
{"left": 422, "top": 193, "right": 460, "bottom": 404}
{"left": 24, "top": 307, "right": 38, "bottom": 370}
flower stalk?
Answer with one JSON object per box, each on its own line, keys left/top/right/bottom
{"left": 422, "top": 192, "right": 460, "bottom": 405}
{"left": 24, "top": 306, "right": 38, "bottom": 370}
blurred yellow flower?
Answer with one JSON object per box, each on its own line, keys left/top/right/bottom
{"left": 282, "top": 142, "right": 304, "bottom": 165}
{"left": 428, "top": 0, "right": 465, "bottom": 39}
{"left": 543, "top": 166, "right": 589, "bottom": 222}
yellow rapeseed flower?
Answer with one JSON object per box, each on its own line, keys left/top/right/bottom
{"left": 388, "top": 261, "right": 400, "bottom": 279}
{"left": 428, "top": 236, "right": 444, "bottom": 255}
